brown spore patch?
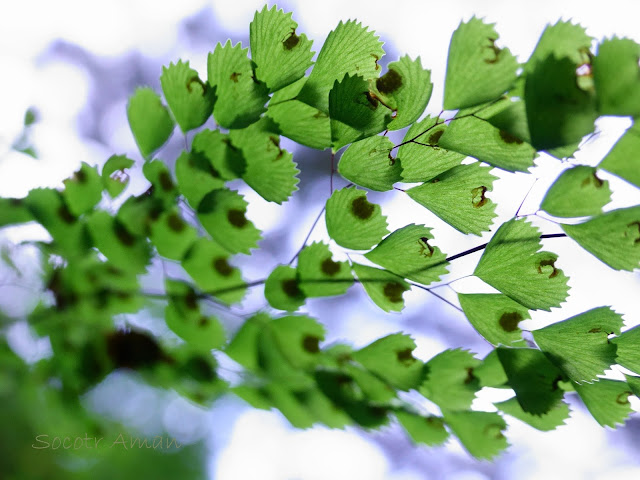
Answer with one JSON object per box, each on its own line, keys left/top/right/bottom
{"left": 58, "top": 204, "right": 76, "bottom": 224}
{"left": 73, "top": 167, "right": 88, "bottom": 183}
{"left": 230, "top": 72, "right": 241, "bottom": 83}
{"left": 625, "top": 221, "right": 640, "bottom": 244}
{"left": 383, "top": 282, "right": 405, "bottom": 303}
{"left": 429, "top": 129, "right": 444, "bottom": 144}
{"left": 227, "top": 209, "right": 248, "bottom": 228}
{"left": 198, "top": 315, "right": 209, "bottom": 327}
{"left": 167, "top": 212, "right": 186, "bottom": 232}
{"left": 376, "top": 69, "right": 403, "bottom": 94}
{"left": 464, "top": 367, "right": 476, "bottom": 384}
{"left": 213, "top": 257, "right": 233, "bottom": 277}
{"left": 418, "top": 237, "right": 434, "bottom": 257}
{"left": 537, "top": 258, "right": 559, "bottom": 278}
{"left": 302, "top": 335, "right": 320, "bottom": 353}
{"left": 471, "top": 186, "right": 488, "bottom": 208}
{"left": 158, "top": 170, "right": 174, "bottom": 191}
{"left": 283, "top": 29, "right": 300, "bottom": 50}
{"left": 184, "top": 289, "right": 199, "bottom": 310}
{"left": 282, "top": 278, "right": 303, "bottom": 299}
{"left": 499, "top": 129, "right": 524, "bottom": 144}
{"left": 114, "top": 220, "right": 136, "bottom": 246}
{"left": 396, "top": 348, "right": 416, "bottom": 365}
{"left": 616, "top": 391, "right": 632, "bottom": 405}
{"left": 321, "top": 258, "right": 340, "bottom": 276}
{"left": 499, "top": 311, "right": 523, "bottom": 332}
{"left": 351, "top": 196, "right": 375, "bottom": 219}
{"left": 588, "top": 327, "right": 602, "bottom": 334}
{"left": 186, "top": 76, "right": 206, "bottom": 93}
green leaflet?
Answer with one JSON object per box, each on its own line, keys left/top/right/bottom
{"left": 207, "top": 41, "right": 269, "bottom": 129}
{"left": 443, "top": 17, "right": 518, "bottom": 110}
{"left": 419, "top": 349, "right": 481, "bottom": 411}
{"left": 181, "top": 238, "right": 246, "bottom": 304}
{"left": 474, "top": 350, "right": 508, "bottom": 388}
{"left": 297, "top": 20, "right": 385, "bottom": 113}
{"left": 626, "top": 374, "right": 640, "bottom": 398}
{"left": 325, "top": 187, "right": 389, "bottom": 250}
{"left": 250, "top": 6, "right": 315, "bottom": 92}
{"left": 127, "top": 87, "right": 175, "bottom": 158}
{"left": 397, "top": 115, "right": 465, "bottom": 183}
{"left": 524, "top": 20, "right": 592, "bottom": 74}
{"left": 86, "top": 210, "right": 151, "bottom": 274}
{"left": 142, "top": 159, "right": 178, "bottom": 208}
{"left": 196, "top": 189, "right": 261, "bottom": 255}
{"left": 611, "top": 325, "right": 640, "bottom": 373}
{"left": 525, "top": 55, "right": 597, "bottom": 150}
{"left": 395, "top": 411, "right": 449, "bottom": 447}
{"left": 496, "top": 347, "right": 566, "bottom": 415}
{"left": 149, "top": 208, "right": 198, "bottom": 261}
{"left": 540, "top": 166, "right": 612, "bottom": 218}
{"left": 351, "top": 263, "right": 410, "bottom": 313}
{"left": 532, "top": 307, "right": 623, "bottom": 383}
{"left": 474, "top": 218, "right": 570, "bottom": 311}
{"left": 228, "top": 117, "right": 299, "bottom": 204}
{"left": 337, "top": 136, "right": 402, "bottom": 191}
{"left": 225, "top": 313, "right": 269, "bottom": 371}
{"left": 266, "top": 100, "right": 332, "bottom": 150}
{"left": 442, "top": 410, "right": 508, "bottom": 460}
{"left": 329, "top": 74, "right": 392, "bottom": 150}
{"left": 102, "top": 154, "right": 134, "bottom": 198}
{"left": 438, "top": 116, "right": 536, "bottom": 172}
{"left": 0, "top": 198, "right": 34, "bottom": 228}
{"left": 268, "top": 315, "right": 325, "bottom": 369}
{"left": 344, "top": 363, "right": 396, "bottom": 403}
{"left": 365, "top": 224, "right": 448, "bottom": 286}
{"left": 407, "top": 163, "right": 498, "bottom": 235}
{"left": 370, "top": 55, "right": 433, "bottom": 131}
{"left": 598, "top": 121, "right": 640, "bottom": 189}
{"left": 264, "top": 265, "right": 306, "bottom": 311}
{"left": 458, "top": 293, "right": 529, "bottom": 347}
{"left": 297, "top": 242, "right": 353, "bottom": 297}
{"left": 165, "top": 279, "right": 225, "bottom": 351}
{"left": 494, "top": 396, "right": 570, "bottom": 431}
{"left": 116, "top": 194, "right": 163, "bottom": 237}
{"left": 62, "top": 162, "right": 103, "bottom": 217}
{"left": 160, "top": 60, "right": 214, "bottom": 132}
{"left": 593, "top": 37, "right": 640, "bottom": 116}
{"left": 562, "top": 206, "right": 640, "bottom": 271}
{"left": 191, "top": 129, "right": 246, "bottom": 180}
{"left": 352, "top": 333, "right": 424, "bottom": 391}
{"left": 174, "top": 150, "right": 225, "bottom": 209}
{"left": 574, "top": 379, "right": 634, "bottom": 428}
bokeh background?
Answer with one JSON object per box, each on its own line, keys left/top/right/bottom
{"left": 1, "top": 1, "right": 640, "bottom": 479}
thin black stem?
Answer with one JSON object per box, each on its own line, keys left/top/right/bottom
{"left": 288, "top": 205, "right": 326, "bottom": 265}
{"left": 408, "top": 281, "right": 463, "bottom": 312}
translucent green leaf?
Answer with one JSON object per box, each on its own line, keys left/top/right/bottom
{"left": 443, "top": 410, "right": 508, "bottom": 460}
{"left": 397, "top": 115, "right": 465, "bottom": 183}
{"left": 24, "top": 188, "right": 91, "bottom": 258}
{"left": 0, "top": 198, "right": 33, "bottom": 228}
{"left": 525, "top": 20, "right": 592, "bottom": 73}
{"left": 116, "top": 194, "right": 164, "bottom": 237}
{"left": 438, "top": 117, "right": 536, "bottom": 172}
{"left": 325, "top": 187, "right": 389, "bottom": 249}
{"left": 297, "top": 242, "right": 353, "bottom": 297}
{"left": 197, "top": 189, "right": 261, "bottom": 255}
{"left": 351, "top": 263, "right": 410, "bottom": 313}
{"left": 191, "top": 129, "right": 246, "bottom": 180}
{"left": 365, "top": 224, "right": 448, "bottom": 286}
{"left": 458, "top": 293, "right": 529, "bottom": 347}
{"left": 574, "top": 379, "right": 633, "bottom": 428}
{"left": 268, "top": 315, "right": 325, "bottom": 369}
{"left": 257, "top": 325, "right": 313, "bottom": 390}
{"left": 207, "top": 40, "right": 269, "bottom": 128}
{"left": 540, "top": 166, "right": 612, "bottom": 218}
{"left": 395, "top": 411, "right": 449, "bottom": 446}
{"left": 525, "top": 55, "right": 597, "bottom": 150}
{"left": 496, "top": 347, "right": 566, "bottom": 415}
{"left": 420, "top": 349, "right": 481, "bottom": 411}
{"left": 225, "top": 313, "right": 269, "bottom": 371}
{"left": 407, "top": 163, "right": 498, "bottom": 235}
{"left": 263, "top": 384, "right": 316, "bottom": 429}
{"left": 264, "top": 265, "right": 306, "bottom": 311}
{"left": 598, "top": 121, "right": 640, "bottom": 189}
{"left": 86, "top": 210, "right": 151, "bottom": 274}
{"left": 352, "top": 333, "right": 423, "bottom": 391}
{"left": 594, "top": 37, "right": 640, "bottom": 116}
{"left": 250, "top": 6, "right": 315, "bottom": 91}
{"left": 149, "top": 208, "right": 198, "bottom": 261}
{"left": 267, "top": 100, "right": 331, "bottom": 150}
{"left": 165, "top": 279, "right": 225, "bottom": 351}
{"left": 345, "top": 363, "right": 396, "bottom": 402}
{"left": 62, "top": 162, "right": 103, "bottom": 216}
{"left": 533, "top": 307, "right": 623, "bottom": 383}
{"left": 160, "top": 60, "right": 215, "bottom": 132}
{"left": 297, "top": 20, "right": 385, "bottom": 113}
{"left": 625, "top": 374, "right": 640, "bottom": 397}
{"left": 329, "top": 74, "right": 392, "bottom": 150}
{"left": 127, "top": 87, "right": 175, "bottom": 158}
{"left": 443, "top": 17, "right": 518, "bottom": 110}
{"left": 338, "top": 136, "right": 402, "bottom": 191}
{"left": 270, "top": 75, "right": 306, "bottom": 103}
{"left": 494, "top": 396, "right": 570, "bottom": 431}
{"left": 142, "top": 159, "right": 178, "bottom": 207}
{"left": 102, "top": 154, "right": 134, "bottom": 198}
{"left": 174, "top": 150, "right": 224, "bottom": 208}
{"left": 562, "top": 206, "right": 640, "bottom": 271}
{"left": 474, "top": 219, "right": 570, "bottom": 310}
{"left": 474, "top": 349, "right": 508, "bottom": 388}
{"left": 182, "top": 238, "right": 246, "bottom": 304}
{"left": 228, "top": 117, "right": 299, "bottom": 204}
{"left": 370, "top": 55, "right": 433, "bottom": 131}
{"left": 292, "top": 386, "right": 352, "bottom": 428}
{"left": 611, "top": 325, "right": 640, "bottom": 374}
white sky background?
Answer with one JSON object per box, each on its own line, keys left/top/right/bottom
{"left": 2, "top": 1, "right": 640, "bottom": 479}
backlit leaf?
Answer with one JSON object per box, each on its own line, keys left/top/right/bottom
{"left": 264, "top": 265, "right": 306, "bottom": 311}
{"left": 149, "top": 208, "right": 198, "bottom": 261}
{"left": 494, "top": 396, "right": 570, "bottom": 431}
{"left": 62, "top": 162, "right": 102, "bottom": 217}
{"left": 267, "top": 100, "right": 332, "bottom": 150}
{"left": 351, "top": 263, "right": 410, "bottom": 313}
{"left": 268, "top": 315, "right": 325, "bottom": 369}
{"left": 395, "top": 411, "right": 449, "bottom": 446}
{"left": 0, "top": 198, "right": 33, "bottom": 228}
{"left": 102, "top": 154, "right": 134, "bottom": 198}
{"left": 574, "top": 379, "right": 633, "bottom": 428}
{"left": 338, "top": 136, "right": 402, "bottom": 191}
{"left": 443, "top": 410, "right": 508, "bottom": 460}
{"left": 598, "top": 121, "right": 640, "bottom": 189}
{"left": 127, "top": 87, "right": 174, "bottom": 158}
{"left": 297, "top": 242, "right": 353, "bottom": 297}
{"left": 174, "top": 150, "right": 225, "bottom": 208}
{"left": 593, "top": 37, "right": 640, "bottom": 116}
{"left": 611, "top": 325, "right": 640, "bottom": 374}
{"left": 525, "top": 20, "right": 592, "bottom": 73}
{"left": 191, "top": 129, "right": 246, "bottom": 180}
{"left": 540, "top": 166, "right": 612, "bottom": 218}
